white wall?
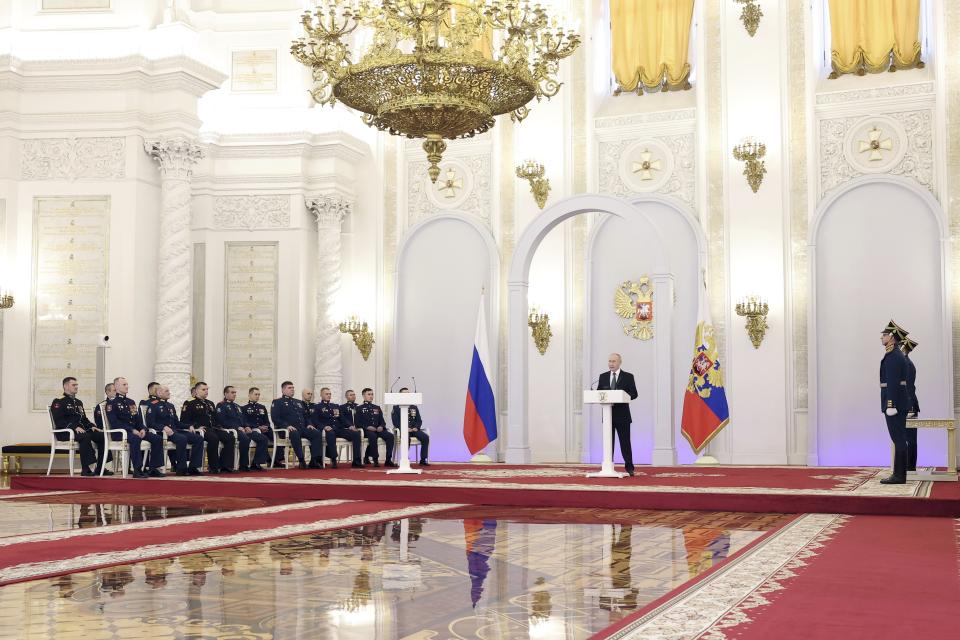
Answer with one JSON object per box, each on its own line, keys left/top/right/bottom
{"left": 814, "top": 180, "right": 949, "bottom": 466}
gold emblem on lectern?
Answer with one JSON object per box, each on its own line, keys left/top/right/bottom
{"left": 598, "top": 391, "right": 607, "bottom": 402}
{"left": 614, "top": 277, "right": 654, "bottom": 340}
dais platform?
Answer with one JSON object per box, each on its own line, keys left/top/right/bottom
{"left": 13, "top": 463, "right": 960, "bottom": 517}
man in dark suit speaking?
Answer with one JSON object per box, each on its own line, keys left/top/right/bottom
{"left": 597, "top": 353, "right": 639, "bottom": 476}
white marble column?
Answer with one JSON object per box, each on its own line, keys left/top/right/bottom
{"left": 144, "top": 137, "right": 203, "bottom": 405}
{"left": 307, "top": 195, "right": 352, "bottom": 401}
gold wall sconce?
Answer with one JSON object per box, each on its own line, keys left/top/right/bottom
{"left": 0, "top": 290, "right": 13, "bottom": 310}
{"left": 516, "top": 160, "right": 551, "bottom": 210}
{"left": 732, "top": 138, "right": 766, "bottom": 193}
{"left": 735, "top": 296, "right": 769, "bottom": 349}
{"left": 339, "top": 316, "right": 374, "bottom": 361}
{"left": 733, "top": 0, "right": 763, "bottom": 37}
{"left": 528, "top": 308, "right": 553, "bottom": 355}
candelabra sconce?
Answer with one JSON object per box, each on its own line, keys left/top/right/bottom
{"left": 339, "top": 316, "right": 374, "bottom": 361}
{"left": 527, "top": 308, "right": 553, "bottom": 355}
{"left": 732, "top": 138, "right": 767, "bottom": 193}
{"left": 733, "top": 0, "right": 763, "bottom": 37}
{"left": 735, "top": 296, "right": 769, "bottom": 349}
{"left": 0, "top": 290, "right": 13, "bottom": 310}
{"left": 516, "top": 160, "right": 551, "bottom": 210}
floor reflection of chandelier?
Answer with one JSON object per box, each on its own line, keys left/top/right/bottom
{"left": 292, "top": 0, "right": 580, "bottom": 182}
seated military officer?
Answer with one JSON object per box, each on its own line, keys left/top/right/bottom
{"left": 218, "top": 385, "right": 267, "bottom": 472}
{"left": 182, "top": 382, "right": 235, "bottom": 473}
{"left": 146, "top": 384, "right": 204, "bottom": 476}
{"left": 301, "top": 388, "right": 327, "bottom": 469}
{"left": 137, "top": 381, "right": 160, "bottom": 427}
{"left": 94, "top": 382, "right": 116, "bottom": 431}
{"left": 270, "top": 381, "right": 319, "bottom": 470}
{"left": 390, "top": 387, "right": 430, "bottom": 466}
{"left": 107, "top": 377, "right": 165, "bottom": 478}
{"left": 51, "top": 376, "right": 111, "bottom": 476}
{"left": 242, "top": 387, "right": 283, "bottom": 468}
{"left": 357, "top": 387, "right": 397, "bottom": 468}
{"left": 316, "top": 386, "right": 362, "bottom": 468}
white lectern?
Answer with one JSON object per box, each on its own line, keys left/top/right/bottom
{"left": 583, "top": 390, "right": 630, "bottom": 478}
{"left": 385, "top": 392, "right": 423, "bottom": 475}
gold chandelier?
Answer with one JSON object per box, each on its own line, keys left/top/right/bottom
{"left": 292, "top": 0, "right": 580, "bottom": 182}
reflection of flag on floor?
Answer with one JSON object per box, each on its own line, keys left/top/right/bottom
{"left": 681, "top": 280, "right": 730, "bottom": 454}
{"left": 463, "top": 292, "right": 498, "bottom": 454}
{"left": 682, "top": 526, "right": 731, "bottom": 578}
{"left": 463, "top": 518, "right": 497, "bottom": 607}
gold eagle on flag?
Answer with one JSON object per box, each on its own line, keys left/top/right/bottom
{"left": 614, "top": 277, "right": 654, "bottom": 340}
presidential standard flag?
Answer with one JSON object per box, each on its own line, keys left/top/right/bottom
{"left": 463, "top": 292, "right": 498, "bottom": 455}
{"left": 680, "top": 282, "right": 730, "bottom": 454}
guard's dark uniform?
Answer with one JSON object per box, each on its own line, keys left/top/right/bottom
{"left": 181, "top": 397, "right": 235, "bottom": 472}
{"left": 880, "top": 343, "right": 911, "bottom": 481}
{"left": 356, "top": 401, "right": 394, "bottom": 465}
{"left": 243, "top": 400, "right": 282, "bottom": 466}
{"left": 904, "top": 347, "right": 920, "bottom": 471}
{"left": 300, "top": 400, "right": 328, "bottom": 467}
{"left": 270, "top": 395, "right": 318, "bottom": 467}
{"left": 106, "top": 394, "right": 164, "bottom": 474}
{"left": 391, "top": 404, "right": 430, "bottom": 463}
{"left": 218, "top": 399, "right": 268, "bottom": 470}
{"left": 146, "top": 398, "right": 203, "bottom": 473}
{"left": 316, "top": 400, "right": 361, "bottom": 466}
{"left": 50, "top": 394, "right": 107, "bottom": 472}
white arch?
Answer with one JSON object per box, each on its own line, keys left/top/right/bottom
{"left": 506, "top": 194, "right": 677, "bottom": 464}
{"left": 807, "top": 175, "right": 953, "bottom": 464}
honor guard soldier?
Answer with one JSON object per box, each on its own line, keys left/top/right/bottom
{"left": 357, "top": 388, "right": 397, "bottom": 468}
{"left": 51, "top": 376, "right": 111, "bottom": 476}
{"left": 181, "top": 382, "right": 236, "bottom": 473}
{"left": 317, "top": 387, "right": 362, "bottom": 468}
{"left": 243, "top": 387, "right": 281, "bottom": 467}
{"left": 108, "top": 377, "right": 165, "bottom": 478}
{"left": 94, "top": 382, "right": 116, "bottom": 431}
{"left": 146, "top": 385, "right": 204, "bottom": 475}
{"left": 880, "top": 321, "right": 911, "bottom": 484}
{"left": 300, "top": 388, "right": 327, "bottom": 469}
{"left": 270, "top": 382, "right": 316, "bottom": 469}
{"left": 390, "top": 387, "right": 430, "bottom": 466}
{"left": 218, "top": 385, "right": 267, "bottom": 472}
{"left": 901, "top": 337, "right": 920, "bottom": 471}
{"left": 137, "top": 382, "right": 160, "bottom": 427}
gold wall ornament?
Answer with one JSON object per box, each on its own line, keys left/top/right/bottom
{"left": 614, "top": 277, "right": 654, "bottom": 340}
{"left": 292, "top": 0, "right": 580, "bottom": 183}
{"left": 516, "top": 160, "right": 550, "bottom": 209}
{"left": 339, "top": 316, "right": 375, "bottom": 361}
{"left": 631, "top": 148, "right": 662, "bottom": 181}
{"left": 858, "top": 126, "right": 893, "bottom": 162}
{"left": 0, "top": 290, "right": 13, "bottom": 310}
{"left": 436, "top": 167, "right": 464, "bottom": 199}
{"left": 732, "top": 138, "right": 766, "bottom": 193}
{"left": 733, "top": 0, "right": 762, "bottom": 37}
{"left": 735, "top": 295, "right": 769, "bottom": 349}
{"left": 527, "top": 308, "right": 552, "bottom": 355}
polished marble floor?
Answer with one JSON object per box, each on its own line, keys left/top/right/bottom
{"left": 0, "top": 506, "right": 793, "bottom": 639}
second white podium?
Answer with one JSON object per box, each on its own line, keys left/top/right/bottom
{"left": 384, "top": 392, "right": 423, "bottom": 475}
{"left": 583, "top": 390, "right": 631, "bottom": 478}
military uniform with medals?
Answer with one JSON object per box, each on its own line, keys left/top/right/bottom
{"left": 356, "top": 400, "right": 396, "bottom": 467}
{"left": 50, "top": 393, "right": 108, "bottom": 475}
{"left": 390, "top": 402, "right": 430, "bottom": 465}
{"left": 107, "top": 393, "right": 164, "bottom": 477}
{"left": 181, "top": 397, "right": 235, "bottom": 473}
{"left": 880, "top": 320, "right": 911, "bottom": 484}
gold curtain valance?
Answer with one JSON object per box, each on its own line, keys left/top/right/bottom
{"left": 611, "top": 0, "right": 695, "bottom": 95}
{"left": 828, "top": 0, "right": 923, "bottom": 78}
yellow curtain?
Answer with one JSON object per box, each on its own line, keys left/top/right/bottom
{"left": 828, "top": 0, "right": 922, "bottom": 78}
{"left": 611, "top": 0, "right": 695, "bottom": 94}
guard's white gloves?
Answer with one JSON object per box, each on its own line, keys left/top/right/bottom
{"left": 885, "top": 408, "right": 898, "bottom": 416}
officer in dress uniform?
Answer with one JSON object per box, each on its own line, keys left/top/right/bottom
{"left": 242, "top": 387, "right": 281, "bottom": 468}
{"left": 107, "top": 377, "right": 165, "bottom": 478}
{"left": 51, "top": 376, "right": 111, "bottom": 476}
{"left": 356, "top": 388, "right": 397, "bottom": 468}
{"left": 218, "top": 385, "right": 267, "bottom": 472}
{"left": 181, "top": 382, "right": 235, "bottom": 473}
{"left": 137, "top": 382, "right": 160, "bottom": 428}
{"left": 93, "top": 382, "right": 116, "bottom": 431}
{"left": 146, "top": 384, "right": 204, "bottom": 475}
{"left": 270, "top": 382, "right": 315, "bottom": 469}
{"left": 880, "top": 321, "right": 911, "bottom": 484}
{"left": 317, "top": 386, "right": 362, "bottom": 468}
{"left": 390, "top": 387, "right": 430, "bottom": 466}
{"left": 901, "top": 337, "right": 920, "bottom": 472}
{"left": 300, "top": 389, "right": 327, "bottom": 469}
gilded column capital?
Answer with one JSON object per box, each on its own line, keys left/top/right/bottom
{"left": 144, "top": 137, "right": 204, "bottom": 179}
{"left": 307, "top": 195, "right": 352, "bottom": 228}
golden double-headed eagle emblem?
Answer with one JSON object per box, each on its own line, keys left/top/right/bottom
{"left": 614, "top": 277, "right": 654, "bottom": 340}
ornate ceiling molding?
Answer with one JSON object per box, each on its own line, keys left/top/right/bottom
{"left": 213, "top": 195, "right": 291, "bottom": 230}
{"left": 20, "top": 136, "right": 125, "bottom": 181}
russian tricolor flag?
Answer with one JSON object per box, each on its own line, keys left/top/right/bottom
{"left": 463, "top": 292, "right": 497, "bottom": 455}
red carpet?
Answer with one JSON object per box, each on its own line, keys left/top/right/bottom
{"left": 0, "top": 499, "right": 456, "bottom": 587}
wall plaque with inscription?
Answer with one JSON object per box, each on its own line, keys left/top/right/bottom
{"left": 231, "top": 49, "right": 278, "bottom": 93}
{"left": 224, "top": 243, "right": 278, "bottom": 401}
{"left": 31, "top": 196, "right": 110, "bottom": 411}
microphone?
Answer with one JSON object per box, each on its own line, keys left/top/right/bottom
{"left": 389, "top": 376, "right": 401, "bottom": 393}
{"left": 590, "top": 378, "right": 599, "bottom": 390}
{"left": 412, "top": 377, "right": 417, "bottom": 393}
